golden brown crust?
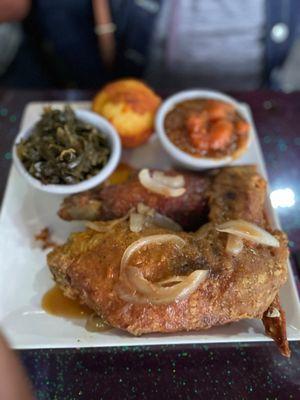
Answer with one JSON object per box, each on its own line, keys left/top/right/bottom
{"left": 58, "top": 170, "right": 210, "bottom": 231}
{"left": 48, "top": 166, "right": 289, "bottom": 353}
{"left": 58, "top": 165, "right": 265, "bottom": 227}
{"left": 209, "top": 165, "right": 266, "bottom": 225}
{"left": 48, "top": 223, "right": 288, "bottom": 335}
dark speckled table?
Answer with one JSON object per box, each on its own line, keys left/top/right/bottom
{"left": 0, "top": 90, "right": 300, "bottom": 400}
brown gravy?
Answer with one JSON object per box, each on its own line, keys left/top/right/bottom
{"left": 42, "top": 285, "right": 91, "bottom": 319}
{"left": 42, "top": 285, "right": 112, "bottom": 332}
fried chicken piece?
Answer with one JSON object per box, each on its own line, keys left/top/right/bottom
{"left": 58, "top": 170, "right": 210, "bottom": 231}
{"left": 48, "top": 218, "right": 288, "bottom": 337}
{"left": 48, "top": 166, "right": 289, "bottom": 355}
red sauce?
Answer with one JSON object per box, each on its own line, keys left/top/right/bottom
{"left": 164, "top": 99, "right": 249, "bottom": 159}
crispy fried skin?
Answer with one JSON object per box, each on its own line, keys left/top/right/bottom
{"left": 209, "top": 165, "right": 267, "bottom": 225}
{"left": 263, "top": 295, "right": 290, "bottom": 357}
{"left": 48, "top": 166, "right": 289, "bottom": 353}
{"left": 58, "top": 170, "right": 210, "bottom": 231}
{"left": 48, "top": 222, "right": 288, "bottom": 335}
{"left": 58, "top": 166, "right": 266, "bottom": 229}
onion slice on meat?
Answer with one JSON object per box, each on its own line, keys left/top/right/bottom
{"left": 120, "top": 234, "right": 186, "bottom": 275}
{"left": 137, "top": 203, "right": 182, "bottom": 231}
{"left": 118, "top": 234, "right": 208, "bottom": 304}
{"left": 157, "top": 276, "right": 185, "bottom": 286}
{"left": 266, "top": 307, "right": 281, "bottom": 318}
{"left": 138, "top": 169, "right": 186, "bottom": 197}
{"left": 226, "top": 234, "right": 244, "bottom": 255}
{"left": 152, "top": 171, "right": 185, "bottom": 188}
{"left": 126, "top": 267, "right": 156, "bottom": 296}
{"left": 129, "top": 211, "right": 182, "bottom": 233}
{"left": 152, "top": 213, "right": 182, "bottom": 231}
{"left": 125, "top": 266, "right": 208, "bottom": 304}
{"left": 129, "top": 212, "right": 145, "bottom": 233}
{"left": 216, "top": 219, "right": 280, "bottom": 248}
{"left": 137, "top": 203, "right": 155, "bottom": 217}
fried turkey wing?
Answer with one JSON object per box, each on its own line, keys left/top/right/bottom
{"left": 48, "top": 166, "right": 289, "bottom": 354}
{"left": 58, "top": 170, "right": 210, "bottom": 230}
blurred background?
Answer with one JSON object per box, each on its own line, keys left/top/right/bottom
{"left": 0, "top": 0, "right": 300, "bottom": 92}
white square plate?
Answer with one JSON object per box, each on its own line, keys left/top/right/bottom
{"left": 1, "top": 101, "right": 300, "bottom": 349}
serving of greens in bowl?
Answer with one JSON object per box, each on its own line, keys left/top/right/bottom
{"left": 13, "top": 106, "right": 121, "bottom": 194}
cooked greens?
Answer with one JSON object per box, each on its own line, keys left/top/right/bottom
{"left": 16, "top": 106, "right": 110, "bottom": 185}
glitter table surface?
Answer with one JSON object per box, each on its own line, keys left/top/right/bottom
{"left": 0, "top": 90, "right": 299, "bottom": 399}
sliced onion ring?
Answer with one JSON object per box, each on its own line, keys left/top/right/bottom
{"left": 126, "top": 267, "right": 156, "bottom": 296}
{"left": 152, "top": 171, "right": 185, "bottom": 188}
{"left": 129, "top": 206, "right": 182, "bottom": 233}
{"left": 138, "top": 169, "right": 186, "bottom": 197}
{"left": 216, "top": 219, "right": 280, "bottom": 248}
{"left": 266, "top": 307, "right": 281, "bottom": 318}
{"left": 114, "top": 284, "right": 145, "bottom": 304}
{"left": 124, "top": 266, "right": 208, "bottom": 305}
{"left": 137, "top": 203, "right": 182, "bottom": 231}
{"left": 152, "top": 213, "right": 182, "bottom": 232}
{"left": 118, "top": 234, "right": 208, "bottom": 304}
{"left": 226, "top": 234, "right": 244, "bottom": 255}
{"left": 157, "top": 276, "right": 185, "bottom": 286}
{"left": 126, "top": 268, "right": 184, "bottom": 294}
{"left": 129, "top": 212, "right": 145, "bottom": 233}
{"left": 137, "top": 203, "right": 155, "bottom": 217}
{"left": 120, "top": 234, "right": 186, "bottom": 275}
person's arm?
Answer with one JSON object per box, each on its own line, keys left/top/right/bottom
{"left": 0, "top": 332, "right": 34, "bottom": 400}
{"left": 0, "top": 0, "right": 31, "bottom": 22}
{"left": 92, "top": 0, "right": 116, "bottom": 68}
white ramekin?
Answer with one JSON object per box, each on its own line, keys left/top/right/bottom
{"left": 155, "top": 89, "right": 251, "bottom": 170}
{"left": 13, "top": 109, "right": 121, "bottom": 194}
